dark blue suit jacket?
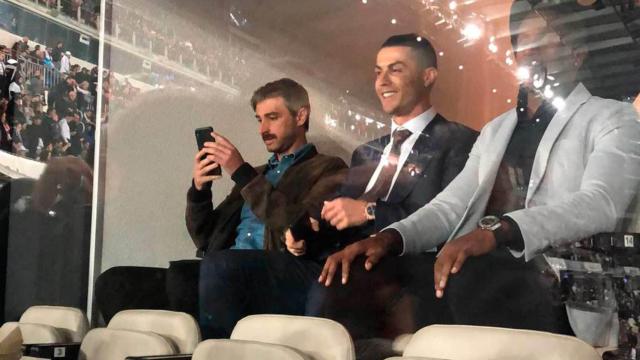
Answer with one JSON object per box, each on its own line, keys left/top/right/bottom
{"left": 339, "top": 114, "right": 478, "bottom": 242}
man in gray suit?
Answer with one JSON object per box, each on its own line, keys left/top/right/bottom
{"left": 319, "top": 0, "right": 640, "bottom": 338}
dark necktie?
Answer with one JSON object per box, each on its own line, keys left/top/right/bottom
{"left": 361, "top": 128, "right": 412, "bottom": 201}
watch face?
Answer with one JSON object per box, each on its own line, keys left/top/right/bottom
{"left": 367, "top": 205, "right": 375, "bottom": 216}
{"left": 479, "top": 216, "right": 500, "bottom": 229}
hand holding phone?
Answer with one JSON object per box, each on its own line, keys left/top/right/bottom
{"left": 193, "top": 126, "right": 221, "bottom": 190}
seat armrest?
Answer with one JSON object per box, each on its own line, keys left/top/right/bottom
{"left": 22, "top": 342, "right": 81, "bottom": 360}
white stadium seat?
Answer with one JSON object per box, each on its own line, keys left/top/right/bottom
{"left": 192, "top": 339, "right": 310, "bottom": 360}
{"left": 398, "top": 325, "right": 601, "bottom": 360}
{"left": 0, "top": 306, "right": 89, "bottom": 360}
{"left": 107, "top": 309, "right": 201, "bottom": 353}
{"left": 19, "top": 305, "right": 89, "bottom": 343}
{"left": 231, "top": 314, "right": 355, "bottom": 360}
{"left": 79, "top": 328, "right": 175, "bottom": 360}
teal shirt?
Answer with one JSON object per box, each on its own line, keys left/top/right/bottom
{"left": 231, "top": 144, "right": 314, "bottom": 249}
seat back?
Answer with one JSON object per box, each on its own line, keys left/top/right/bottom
{"left": 79, "top": 328, "right": 175, "bottom": 360}
{"left": 20, "top": 306, "right": 89, "bottom": 342}
{"left": 192, "top": 339, "right": 309, "bottom": 360}
{"left": 108, "top": 310, "right": 200, "bottom": 353}
{"left": 403, "top": 325, "right": 601, "bottom": 360}
{"left": 0, "top": 323, "right": 22, "bottom": 360}
{"left": 231, "top": 314, "right": 355, "bottom": 360}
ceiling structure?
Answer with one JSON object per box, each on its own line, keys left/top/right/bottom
{"left": 122, "top": 0, "right": 640, "bottom": 126}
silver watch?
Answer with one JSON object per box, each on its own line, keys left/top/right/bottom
{"left": 365, "top": 202, "right": 376, "bottom": 221}
{"left": 478, "top": 215, "right": 502, "bottom": 231}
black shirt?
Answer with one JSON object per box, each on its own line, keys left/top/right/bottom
{"left": 485, "top": 87, "right": 557, "bottom": 250}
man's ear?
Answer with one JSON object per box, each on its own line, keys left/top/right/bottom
{"left": 422, "top": 67, "right": 438, "bottom": 89}
{"left": 296, "top": 107, "right": 309, "bottom": 127}
{"left": 571, "top": 46, "right": 588, "bottom": 70}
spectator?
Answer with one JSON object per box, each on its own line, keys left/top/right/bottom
{"left": 59, "top": 111, "right": 72, "bottom": 143}
{"left": 29, "top": 44, "right": 42, "bottom": 60}
{"left": 27, "top": 70, "right": 44, "bottom": 96}
{"left": 11, "top": 123, "right": 27, "bottom": 156}
{"left": 11, "top": 36, "right": 29, "bottom": 59}
{"left": 43, "top": 47, "right": 54, "bottom": 69}
{"left": 51, "top": 41, "right": 63, "bottom": 70}
{"left": 44, "top": 108, "right": 61, "bottom": 143}
{"left": 0, "top": 112, "right": 11, "bottom": 152}
{"left": 24, "top": 115, "right": 49, "bottom": 159}
{"left": 55, "top": 89, "right": 79, "bottom": 116}
{"left": 8, "top": 76, "right": 21, "bottom": 100}
{"left": 76, "top": 81, "right": 93, "bottom": 110}
{"left": 0, "top": 48, "right": 7, "bottom": 99}
{"left": 60, "top": 51, "right": 71, "bottom": 74}
{"left": 48, "top": 75, "right": 76, "bottom": 108}
{"left": 67, "top": 111, "right": 84, "bottom": 156}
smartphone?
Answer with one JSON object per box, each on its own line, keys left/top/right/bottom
{"left": 194, "top": 126, "right": 221, "bottom": 176}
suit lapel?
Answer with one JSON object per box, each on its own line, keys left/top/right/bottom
{"left": 343, "top": 137, "right": 388, "bottom": 198}
{"left": 448, "top": 110, "right": 518, "bottom": 241}
{"left": 525, "top": 84, "right": 591, "bottom": 205}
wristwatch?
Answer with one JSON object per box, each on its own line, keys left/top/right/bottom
{"left": 478, "top": 215, "right": 512, "bottom": 248}
{"left": 365, "top": 202, "right": 376, "bottom": 221}
{"left": 478, "top": 215, "right": 502, "bottom": 231}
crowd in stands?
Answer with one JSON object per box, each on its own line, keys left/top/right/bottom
{"left": 22, "top": 0, "right": 252, "bottom": 90}
{"left": 0, "top": 35, "right": 98, "bottom": 164}
{"left": 28, "top": 0, "right": 100, "bottom": 29}
{"left": 108, "top": 1, "right": 251, "bottom": 87}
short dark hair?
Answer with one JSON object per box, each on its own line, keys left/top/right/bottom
{"left": 509, "top": 0, "right": 587, "bottom": 52}
{"left": 250, "top": 78, "right": 310, "bottom": 131}
{"left": 381, "top": 33, "right": 438, "bottom": 69}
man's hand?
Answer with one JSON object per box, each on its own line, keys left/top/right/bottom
{"left": 433, "top": 228, "right": 497, "bottom": 299}
{"left": 321, "top": 197, "right": 369, "bottom": 230}
{"left": 285, "top": 218, "right": 320, "bottom": 256}
{"left": 318, "top": 231, "right": 400, "bottom": 287}
{"left": 204, "top": 132, "right": 245, "bottom": 175}
{"left": 192, "top": 147, "right": 221, "bottom": 191}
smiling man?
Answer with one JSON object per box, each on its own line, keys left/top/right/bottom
{"left": 187, "top": 78, "right": 347, "bottom": 338}
{"left": 302, "top": 34, "right": 477, "bottom": 343}
{"left": 318, "top": 0, "right": 640, "bottom": 341}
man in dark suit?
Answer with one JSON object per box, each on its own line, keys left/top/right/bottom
{"left": 302, "top": 34, "right": 477, "bottom": 345}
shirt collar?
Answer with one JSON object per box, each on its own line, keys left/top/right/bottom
{"left": 390, "top": 107, "right": 436, "bottom": 135}
{"left": 267, "top": 143, "right": 314, "bottom": 167}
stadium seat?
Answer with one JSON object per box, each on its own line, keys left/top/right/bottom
{"left": 107, "top": 309, "right": 200, "bottom": 353}
{"left": 230, "top": 314, "right": 355, "bottom": 360}
{"left": 0, "top": 322, "right": 23, "bottom": 360}
{"left": 78, "top": 328, "right": 175, "bottom": 360}
{"left": 19, "top": 305, "right": 89, "bottom": 342}
{"left": 192, "top": 339, "right": 309, "bottom": 360}
{"left": 392, "top": 325, "right": 601, "bottom": 360}
{"left": 0, "top": 306, "right": 88, "bottom": 360}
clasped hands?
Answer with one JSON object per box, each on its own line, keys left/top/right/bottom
{"left": 285, "top": 197, "right": 370, "bottom": 256}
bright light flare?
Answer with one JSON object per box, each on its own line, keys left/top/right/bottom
{"left": 516, "top": 67, "right": 530, "bottom": 81}
{"left": 461, "top": 23, "right": 482, "bottom": 40}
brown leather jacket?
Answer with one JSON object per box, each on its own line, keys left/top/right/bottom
{"left": 185, "top": 145, "right": 347, "bottom": 259}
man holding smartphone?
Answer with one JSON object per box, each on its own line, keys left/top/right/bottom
{"left": 187, "top": 78, "right": 347, "bottom": 339}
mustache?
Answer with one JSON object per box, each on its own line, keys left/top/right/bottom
{"left": 262, "top": 133, "right": 277, "bottom": 141}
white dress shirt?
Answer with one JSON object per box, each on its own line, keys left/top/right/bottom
{"left": 364, "top": 108, "right": 436, "bottom": 201}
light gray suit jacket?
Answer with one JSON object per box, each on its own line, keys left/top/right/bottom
{"left": 388, "top": 83, "right": 640, "bottom": 345}
{"left": 388, "top": 83, "right": 640, "bottom": 261}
